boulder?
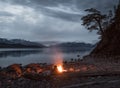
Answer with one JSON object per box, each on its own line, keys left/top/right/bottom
{"left": 6, "top": 64, "right": 22, "bottom": 77}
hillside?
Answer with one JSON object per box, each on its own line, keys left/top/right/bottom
{"left": 0, "top": 38, "right": 45, "bottom": 48}
{"left": 90, "top": 2, "right": 120, "bottom": 57}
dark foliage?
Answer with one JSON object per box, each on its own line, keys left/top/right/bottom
{"left": 90, "top": 1, "right": 120, "bottom": 56}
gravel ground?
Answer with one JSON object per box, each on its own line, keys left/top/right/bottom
{"left": 0, "top": 61, "right": 120, "bottom": 88}
{"left": 0, "top": 74, "right": 120, "bottom": 88}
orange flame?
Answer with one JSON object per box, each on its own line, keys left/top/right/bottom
{"left": 51, "top": 47, "right": 67, "bottom": 73}
{"left": 57, "top": 65, "right": 63, "bottom": 73}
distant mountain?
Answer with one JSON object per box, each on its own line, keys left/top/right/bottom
{"left": 0, "top": 38, "right": 45, "bottom": 48}
{"left": 50, "top": 42, "right": 94, "bottom": 51}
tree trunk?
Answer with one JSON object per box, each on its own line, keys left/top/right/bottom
{"left": 98, "top": 21, "right": 104, "bottom": 36}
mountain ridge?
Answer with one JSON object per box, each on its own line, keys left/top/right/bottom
{"left": 0, "top": 38, "right": 45, "bottom": 48}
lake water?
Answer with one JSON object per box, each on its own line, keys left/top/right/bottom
{"left": 0, "top": 48, "right": 90, "bottom": 67}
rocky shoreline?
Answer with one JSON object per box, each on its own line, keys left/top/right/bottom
{"left": 0, "top": 59, "right": 120, "bottom": 88}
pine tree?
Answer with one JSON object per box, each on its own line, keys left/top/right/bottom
{"left": 114, "top": 0, "right": 120, "bottom": 25}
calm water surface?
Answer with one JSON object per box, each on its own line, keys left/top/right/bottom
{"left": 0, "top": 48, "right": 90, "bottom": 67}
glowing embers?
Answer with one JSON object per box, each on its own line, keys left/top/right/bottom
{"left": 57, "top": 65, "right": 63, "bottom": 73}
{"left": 52, "top": 64, "right": 67, "bottom": 73}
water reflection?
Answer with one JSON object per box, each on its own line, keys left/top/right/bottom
{"left": 0, "top": 50, "right": 42, "bottom": 58}
{"left": 0, "top": 48, "right": 91, "bottom": 67}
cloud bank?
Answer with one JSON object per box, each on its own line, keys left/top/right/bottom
{"left": 0, "top": 0, "right": 118, "bottom": 43}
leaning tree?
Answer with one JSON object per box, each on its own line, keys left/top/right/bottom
{"left": 81, "top": 8, "right": 113, "bottom": 39}
{"left": 82, "top": 1, "right": 120, "bottom": 57}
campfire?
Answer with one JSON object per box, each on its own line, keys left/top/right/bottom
{"left": 52, "top": 47, "right": 66, "bottom": 73}
{"left": 56, "top": 65, "right": 67, "bottom": 73}
{"left": 51, "top": 47, "right": 81, "bottom": 74}
{"left": 57, "top": 65, "right": 63, "bottom": 73}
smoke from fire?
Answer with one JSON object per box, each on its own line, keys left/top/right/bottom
{"left": 51, "top": 47, "right": 63, "bottom": 66}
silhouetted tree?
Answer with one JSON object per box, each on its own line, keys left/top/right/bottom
{"left": 81, "top": 8, "right": 112, "bottom": 38}
{"left": 114, "top": 0, "right": 120, "bottom": 26}
{"left": 88, "top": 0, "right": 120, "bottom": 56}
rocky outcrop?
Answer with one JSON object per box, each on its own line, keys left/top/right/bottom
{"left": 1, "top": 64, "right": 23, "bottom": 78}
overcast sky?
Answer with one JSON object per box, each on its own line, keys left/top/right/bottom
{"left": 0, "top": 0, "right": 118, "bottom": 43}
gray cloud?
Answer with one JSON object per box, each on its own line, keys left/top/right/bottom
{"left": 0, "top": 0, "right": 118, "bottom": 43}
{"left": 0, "top": 11, "right": 14, "bottom": 17}
{"left": 2, "top": 0, "right": 118, "bottom": 22}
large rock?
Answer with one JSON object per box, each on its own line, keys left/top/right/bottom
{"left": 6, "top": 64, "right": 22, "bottom": 77}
